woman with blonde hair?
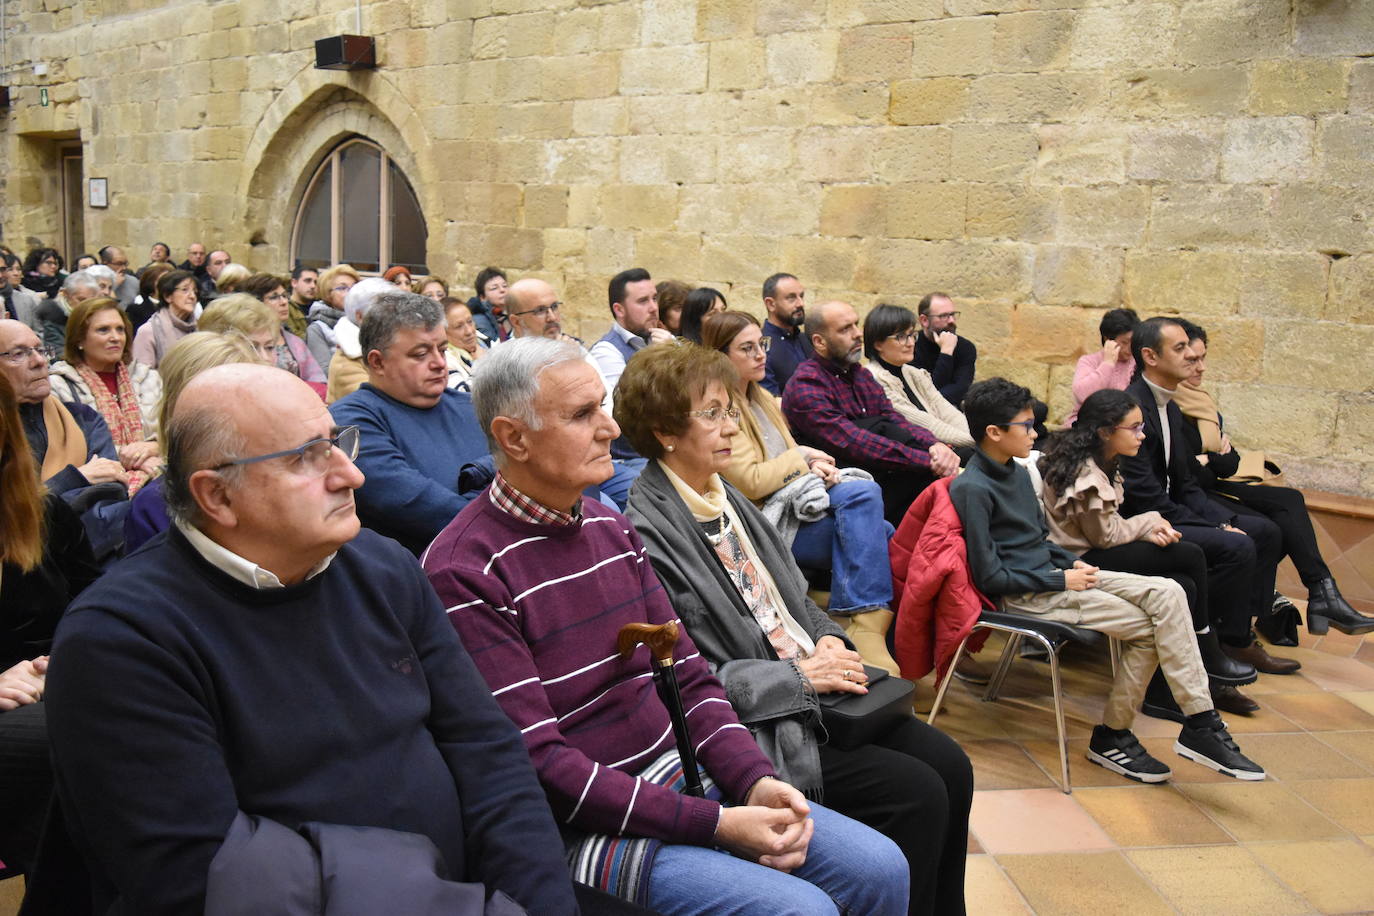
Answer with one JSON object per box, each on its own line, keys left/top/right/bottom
{"left": 413, "top": 275, "right": 448, "bottom": 302}
{"left": 306, "top": 264, "right": 360, "bottom": 371}
{"left": 241, "top": 275, "right": 328, "bottom": 397}
{"left": 213, "top": 263, "right": 251, "bottom": 296}
{"left": 198, "top": 294, "right": 327, "bottom": 399}
{"left": 49, "top": 297, "right": 163, "bottom": 494}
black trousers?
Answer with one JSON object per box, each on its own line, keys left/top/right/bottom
{"left": 1212, "top": 483, "right": 1330, "bottom": 589}
{"left": 818, "top": 716, "right": 973, "bottom": 916}
{"left": 0, "top": 702, "right": 53, "bottom": 875}
{"left": 874, "top": 469, "right": 935, "bottom": 528}
{"left": 1081, "top": 540, "right": 1210, "bottom": 630}
{"left": 1177, "top": 511, "right": 1283, "bottom": 645}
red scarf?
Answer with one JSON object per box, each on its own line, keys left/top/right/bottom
{"left": 75, "top": 361, "right": 150, "bottom": 495}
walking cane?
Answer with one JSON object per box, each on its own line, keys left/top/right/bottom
{"left": 618, "top": 621, "right": 706, "bottom": 798}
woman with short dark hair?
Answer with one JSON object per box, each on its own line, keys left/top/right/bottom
{"left": 21, "top": 248, "right": 64, "bottom": 301}
{"left": 1068, "top": 308, "right": 1140, "bottom": 423}
{"left": 678, "top": 286, "right": 727, "bottom": 344}
{"left": 132, "top": 269, "right": 199, "bottom": 369}
{"left": 862, "top": 304, "right": 973, "bottom": 448}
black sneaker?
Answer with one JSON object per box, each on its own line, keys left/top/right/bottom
{"left": 1086, "top": 725, "right": 1173, "bottom": 783}
{"left": 1175, "top": 720, "right": 1266, "bottom": 781}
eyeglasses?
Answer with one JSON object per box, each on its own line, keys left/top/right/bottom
{"left": 332, "top": 283, "right": 354, "bottom": 294}
{"left": 1114, "top": 423, "right": 1146, "bottom": 435}
{"left": 686, "top": 406, "right": 741, "bottom": 425}
{"left": 264, "top": 290, "right": 289, "bottom": 302}
{"left": 0, "top": 344, "right": 56, "bottom": 364}
{"left": 510, "top": 301, "right": 561, "bottom": 319}
{"left": 210, "top": 426, "right": 360, "bottom": 477}
{"left": 886, "top": 331, "right": 917, "bottom": 343}
{"left": 1001, "top": 420, "right": 1037, "bottom": 432}
{"left": 41, "top": 258, "right": 59, "bottom": 266}
{"left": 733, "top": 337, "right": 771, "bottom": 357}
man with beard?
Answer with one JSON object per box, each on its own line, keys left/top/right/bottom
{"left": 783, "top": 301, "right": 960, "bottom": 526}
{"left": 912, "top": 292, "right": 977, "bottom": 408}
{"left": 760, "top": 272, "right": 810, "bottom": 395}
{"left": 588, "top": 267, "right": 674, "bottom": 392}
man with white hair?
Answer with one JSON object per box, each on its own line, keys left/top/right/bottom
{"left": 422, "top": 339, "right": 909, "bottom": 914}
{"left": 325, "top": 276, "right": 394, "bottom": 403}
{"left": 44, "top": 363, "right": 578, "bottom": 914}
{"left": 36, "top": 271, "right": 102, "bottom": 355}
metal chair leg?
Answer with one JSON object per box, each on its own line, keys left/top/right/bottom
{"left": 1046, "top": 635, "right": 1072, "bottom": 794}
{"left": 928, "top": 634, "right": 972, "bottom": 726}
{"left": 984, "top": 633, "right": 1020, "bottom": 702}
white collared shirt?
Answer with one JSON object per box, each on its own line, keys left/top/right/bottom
{"left": 1143, "top": 376, "right": 1175, "bottom": 466}
{"left": 175, "top": 519, "right": 335, "bottom": 589}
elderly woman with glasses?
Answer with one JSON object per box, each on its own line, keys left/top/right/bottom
{"left": 196, "top": 295, "right": 327, "bottom": 400}
{"left": 700, "top": 310, "right": 902, "bottom": 677}
{"left": 131, "top": 269, "right": 199, "bottom": 369}
{"left": 862, "top": 304, "right": 972, "bottom": 449}
{"left": 618, "top": 343, "right": 972, "bottom": 916}
{"left": 242, "top": 273, "right": 327, "bottom": 395}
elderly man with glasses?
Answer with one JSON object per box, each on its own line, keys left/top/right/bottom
{"left": 43, "top": 361, "right": 579, "bottom": 915}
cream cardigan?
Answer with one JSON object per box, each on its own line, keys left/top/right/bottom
{"left": 865, "top": 361, "right": 974, "bottom": 448}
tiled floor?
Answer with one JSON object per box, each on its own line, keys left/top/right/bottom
{"left": 950, "top": 618, "right": 1374, "bottom": 915}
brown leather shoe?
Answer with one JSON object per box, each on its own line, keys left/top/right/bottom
{"left": 1222, "top": 638, "right": 1302, "bottom": 675}
{"left": 1210, "top": 684, "right": 1260, "bottom": 716}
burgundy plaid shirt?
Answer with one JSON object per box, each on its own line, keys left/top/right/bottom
{"left": 488, "top": 471, "right": 583, "bottom": 527}
{"left": 781, "top": 355, "right": 937, "bottom": 472}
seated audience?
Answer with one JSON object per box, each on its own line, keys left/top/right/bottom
{"left": 678, "top": 285, "right": 727, "bottom": 345}
{"left": 415, "top": 275, "right": 449, "bottom": 302}
{"left": 619, "top": 343, "right": 972, "bottom": 915}
{"left": 199, "top": 293, "right": 327, "bottom": 400}
{"left": 1120, "top": 318, "right": 1299, "bottom": 677}
{"left": 72, "top": 253, "right": 98, "bottom": 272}
{"left": 84, "top": 264, "right": 119, "bottom": 300}
{"left": 1038, "top": 389, "right": 1259, "bottom": 718}
{"left": 240, "top": 274, "right": 329, "bottom": 397}
{"left": 911, "top": 293, "right": 976, "bottom": 408}
{"left": 952, "top": 377, "right": 1263, "bottom": 782}
{"left": 127, "top": 261, "right": 173, "bottom": 331}
{"left": 178, "top": 242, "right": 212, "bottom": 298}
{"left": 286, "top": 266, "right": 317, "bottom": 337}
{"left": 782, "top": 301, "right": 959, "bottom": 526}
{"left": 136, "top": 241, "right": 172, "bottom": 277}
{"left": 213, "top": 262, "right": 251, "bottom": 296}
{"left": 123, "top": 332, "right": 261, "bottom": 552}
{"left": 1, "top": 318, "right": 130, "bottom": 561}
{"left": 655, "top": 279, "right": 690, "bottom": 336}
{"left": 862, "top": 304, "right": 974, "bottom": 450}
{"left": 760, "top": 273, "right": 809, "bottom": 395}
{"left": 131, "top": 268, "right": 199, "bottom": 369}
{"left": 305, "top": 263, "right": 358, "bottom": 372}
{"left": 44, "top": 363, "right": 578, "bottom": 915}
{"left": 325, "top": 276, "right": 393, "bottom": 403}
{"left": 48, "top": 297, "right": 163, "bottom": 494}
{"left": 703, "top": 311, "right": 901, "bottom": 675}
{"left": 383, "top": 265, "right": 413, "bottom": 289}
{"left": 1176, "top": 322, "right": 1374, "bottom": 638}
{"left": 466, "top": 266, "right": 508, "bottom": 342}
{"left": 422, "top": 338, "right": 909, "bottom": 915}
{"left": 1068, "top": 308, "right": 1140, "bottom": 425}
{"left": 96, "top": 247, "right": 138, "bottom": 309}
{"left": 330, "top": 293, "right": 489, "bottom": 555}
{"left": 589, "top": 267, "right": 674, "bottom": 391}
{"left": 0, "top": 372, "right": 99, "bottom": 877}
{"left": 441, "top": 296, "right": 486, "bottom": 388}
{"left": 2, "top": 252, "right": 42, "bottom": 331}
{"left": 38, "top": 270, "right": 101, "bottom": 353}
{"left": 21, "top": 247, "right": 64, "bottom": 303}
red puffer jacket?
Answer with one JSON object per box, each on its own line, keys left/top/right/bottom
{"left": 889, "top": 477, "right": 993, "bottom": 681}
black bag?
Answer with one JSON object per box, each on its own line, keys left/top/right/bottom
{"left": 817, "top": 665, "right": 916, "bottom": 751}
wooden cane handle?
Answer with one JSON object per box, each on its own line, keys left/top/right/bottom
{"left": 617, "top": 621, "right": 679, "bottom": 664}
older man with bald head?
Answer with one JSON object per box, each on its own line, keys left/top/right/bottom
{"left": 43, "top": 363, "right": 577, "bottom": 915}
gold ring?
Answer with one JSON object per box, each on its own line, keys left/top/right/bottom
{"left": 843, "top": 669, "right": 851, "bottom": 680}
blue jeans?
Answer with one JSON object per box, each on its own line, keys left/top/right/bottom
{"left": 587, "top": 458, "right": 648, "bottom": 511}
{"left": 645, "top": 801, "right": 909, "bottom": 916}
{"left": 790, "top": 479, "right": 895, "bottom": 614}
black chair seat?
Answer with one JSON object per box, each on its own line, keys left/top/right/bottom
{"left": 978, "top": 610, "right": 1103, "bottom": 649}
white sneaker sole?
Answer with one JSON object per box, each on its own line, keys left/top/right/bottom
{"left": 1174, "top": 741, "right": 1266, "bottom": 781}
{"left": 1085, "top": 749, "right": 1172, "bottom": 784}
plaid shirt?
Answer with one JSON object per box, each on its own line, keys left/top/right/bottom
{"left": 488, "top": 471, "right": 583, "bottom": 527}
{"left": 781, "top": 355, "right": 937, "bottom": 472}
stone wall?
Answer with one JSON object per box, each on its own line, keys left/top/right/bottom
{"left": 2, "top": 0, "right": 1372, "bottom": 495}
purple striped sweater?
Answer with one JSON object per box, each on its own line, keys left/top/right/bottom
{"left": 423, "top": 491, "right": 777, "bottom": 848}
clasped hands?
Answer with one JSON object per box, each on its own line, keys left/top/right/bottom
{"left": 715, "top": 776, "right": 814, "bottom": 873}
{"left": 0, "top": 657, "right": 48, "bottom": 711}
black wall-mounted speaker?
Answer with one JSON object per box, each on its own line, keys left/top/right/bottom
{"left": 314, "top": 35, "right": 377, "bottom": 71}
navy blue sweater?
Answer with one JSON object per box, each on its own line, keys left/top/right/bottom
{"left": 46, "top": 526, "right": 576, "bottom": 915}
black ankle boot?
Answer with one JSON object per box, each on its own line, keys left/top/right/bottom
{"left": 1307, "top": 578, "right": 1374, "bottom": 636}
{"left": 1140, "top": 668, "right": 1185, "bottom": 723}
{"left": 1197, "top": 629, "right": 1257, "bottom": 686}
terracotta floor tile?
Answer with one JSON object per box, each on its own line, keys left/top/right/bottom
{"left": 1298, "top": 655, "right": 1374, "bottom": 692}
{"left": 1337, "top": 690, "right": 1374, "bottom": 717}
{"left": 1312, "top": 627, "right": 1367, "bottom": 659}
{"left": 963, "top": 739, "right": 1056, "bottom": 790}
{"left": 1207, "top": 698, "right": 1302, "bottom": 735}
{"left": 1021, "top": 737, "right": 1155, "bottom": 789}
{"left": 1246, "top": 838, "right": 1374, "bottom": 914}
{"left": 962, "top": 854, "right": 1031, "bottom": 914}
{"left": 998, "top": 851, "right": 1173, "bottom": 916}
{"left": 1175, "top": 782, "right": 1346, "bottom": 842}
{"left": 1314, "top": 730, "right": 1374, "bottom": 772}
{"left": 968, "top": 789, "right": 1114, "bottom": 854}
{"left": 1244, "top": 671, "right": 1326, "bottom": 695}
{"left": 1355, "top": 640, "right": 1374, "bottom": 666}
{"left": 1074, "top": 785, "right": 1232, "bottom": 847}
{"left": 1289, "top": 777, "right": 1374, "bottom": 834}
{"left": 1263, "top": 692, "right": 1374, "bottom": 731}
{"left": 1235, "top": 731, "right": 1372, "bottom": 781}
{"left": 1125, "top": 845, "right": 1310, "bottom": 915}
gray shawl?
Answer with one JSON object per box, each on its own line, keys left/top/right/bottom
{"left": 625, "top": 460, "right": 848, "bottom": 799}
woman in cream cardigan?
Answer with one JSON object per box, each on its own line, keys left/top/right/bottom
{"left": 701, "top": 311, "right": 899, "bottom": 675}
{"left": 861, "top": 304, "right": 973, "bottom": 450}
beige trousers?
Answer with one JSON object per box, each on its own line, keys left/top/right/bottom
{"left": 1002, "top": 570, "right": 1211, "bottom": 730}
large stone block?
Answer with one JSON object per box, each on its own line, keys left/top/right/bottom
{"left": 1123, "top": 250, "right": 1240, "bottom": 317}
{"left": 490, "top": 140, "right": 545, "bottom": 183}
{"left": 949, "top": 124, "right": 1038, "bottom": 181}
{"left": 884, "top": 182, "right": 967, "bottom": 240}
{"left": 797, "top": 128, "right": 874, "bottom": 181}
{"left": 1112, "top": 67, "right": 1248, "bottom": 119}
{"left": 1270, "top": 185, "right": 1374, "bottom": 255}
{"left": 1213, "top": 383, "right": 1339, "bottom": 455}
{"left": 1221, "top": 117, "right": 1314, "bottom": 184}
{"left": 1032, "top": 245, "right": 1124, "bottom": 308}
{"left": 1058, "top": 185, "right": 1148, "bottom": 247}
{"left": 544, "top": 137, "right": 620, "bottom": 183}
{"left": 811, "top": 84, "right": 890, "bottom": 125}
{"left": 584, "top": 227, "right": 639, "bottom": 277}
{"left": 1332, "top": 393, "right": 1374, "bottom": 463}
{"left": 737, "top": 88, "right": 813, "bottom": 129}
{"left": 736, "top": 183, "right": 823, "bottom": 235}
{"left": 1318, "top": 116, "right": 1374, "bottom": 185}
{"left": 781, "top": 237, "right": 861, "bottom": 289}
{"left": 966, "top": 184, "right": 1057, "bottom": 242}
{"left": 1260, "top": 321, "right": 1374, "bottom": 391}
{"left": 1070, "top": 4, "right": 1178, "bottom": 70}
{"left": 910, "top": 16, "right": 994, "bottom": 77}
{"left": 709, "top": 38, "right": 768, "bottom": 90}
{"left": 642, "top": 0, "right": 697, "bottom": 46}
{"left": 837, "top": 24, "right": 913, "bottom": 83}
{"left": 967, "top": 72, "right": 1107, "bottom": 123}
{"left": 993, "top": 10, "right": 1074, "bottom": 72}
{"left": 1149, "top": 184, "right": 1270, "bottom": 248}
{"left": 627, "top": 93, "right": 738, "bottom": 136}
{"left": 820, "top": 185, "right": 887, "bottom": 238}
{"left": 523, "top": 185, "right": 569, "bottom": 228}
{"left": 979, "top": 355, "right": 1052, "bottom": 399}
{"left": 1329, "top": 253, "right": 1374, "bottom": 325}
{"left": 1045, "top": 362, "right": 1077, "bottom": 426}
{"left": 951, "top": 299, "right": 1013, "bottom": 357}
{"left": 860, "top": 240, "right": 1031, "bottom": 299}
{"left": 1177, "top": 0, "right": 1289, "bottom": 63}
{"left": 1239, "top": 252, "right": 1328, "bottom": 319}
{"left": 572, "top": 97, "right": 629, "bottom": 136}
{"left": 1294, "top": 0, "right": 1374, "bottom": 56}
{"left": 552, "top": 6, "right": 601, "bottom": 54}
{"left": 1033, "top": 124, "right": 1127, "bottom": 186}
{"left": 756, "top": 0, "right": 826, "bottom": 33}
{"left": 889, "top": 77, "right": 970, "bottom": 125}
{"left": 696, "top": 0, "right": 755, "bottom": 39}
{"left": 621, "top": 44, "right": 708, "bottom": 95}
{"left": 701, "top": 234, "right": 783, "bottom": 288}
{"left": 766, "top": 31, "right": 840, "bottom": 85}
{"left": 620, "top": 134, "right": 718, "bottom": 184}
{"left": 1125, "top": 123, "right": 1221, "bottom": 181}
{"left": 636, "top": 231, "right": 705, "bottom": 280}
{"left": 1353, "top": 61, "right": 1374, "bottom": 114}
{"left": 718, "top": 131, "right": 795, "bottom": 181}
{"left": 502, "top": 101, "right": 574, "bottom": 140}
{"left": 829, "top": 0, "right": 944, "bottom": 27}
{"left": 1249, "top": 59, "right": 1349, "bottom": 117}
{"left": 598, "top": 185, "right": 681, "bottom": 230}
{"left": 1192, "top": 316, "right": 1264, "bottom": 383}
{"left": 1010, "top": 304, "right": 1098, "bottom": 362}
{"left": 871, "top": 126, "right": 952, "bottom": 181}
